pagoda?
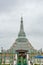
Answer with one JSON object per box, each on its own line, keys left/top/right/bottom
{"left": 0, "top": 17, "right": 38, "bottom": 65}
{"left": 8, "top": 17, "right": 35, "bottom": 53}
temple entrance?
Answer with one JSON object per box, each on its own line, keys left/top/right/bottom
{"left": 16, "top": 50, "right": 28, "bottom": 65}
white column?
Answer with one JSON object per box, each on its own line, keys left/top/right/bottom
{"left": 15, "top": 54, "right": 17, "bottom": 60}
{"left": 13, "top": 54, "right": 17, "bottom": 65}
{"left": 27, "top": 54, "right": 29, "bottom": 60}
{"left": 27, "top": 54, "right": 30, "bottom": 65}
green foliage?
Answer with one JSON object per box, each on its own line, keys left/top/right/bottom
{"left": 1, "top": 64, "right": 10, "bottom": 65}
{"left": 34, "top": 64, "right": 40, "bottom": 65}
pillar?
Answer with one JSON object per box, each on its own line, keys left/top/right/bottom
{"left": 13, "top": 54, "right": 17, "bottom": 65}
{"left": 27, "top": 54, "right": 30, "bottom": 65}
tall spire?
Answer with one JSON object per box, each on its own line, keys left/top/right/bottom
{"left": 20, "top": 17, "right": 24, "bottom": 33}
{"left": 18, "top": 17, "right": 26, "bottom": 37}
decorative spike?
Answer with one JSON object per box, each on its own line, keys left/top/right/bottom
{"left": 18, "top": 17, "right": 26, "bottom": 37}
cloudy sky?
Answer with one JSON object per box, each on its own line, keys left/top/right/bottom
{"left": 0, "top": 0, "right": 43, "bottom": 51}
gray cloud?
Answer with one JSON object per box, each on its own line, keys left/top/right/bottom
{"left": 0, "top": 0, "right": 43, "bottom": 51}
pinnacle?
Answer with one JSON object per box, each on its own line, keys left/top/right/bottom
{"left": 18, "top": 17, "right": 26, "bottom": 37}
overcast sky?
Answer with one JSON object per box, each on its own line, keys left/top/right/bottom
{"left": 0, "top": 0, "right": 43, "bottom": 51}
